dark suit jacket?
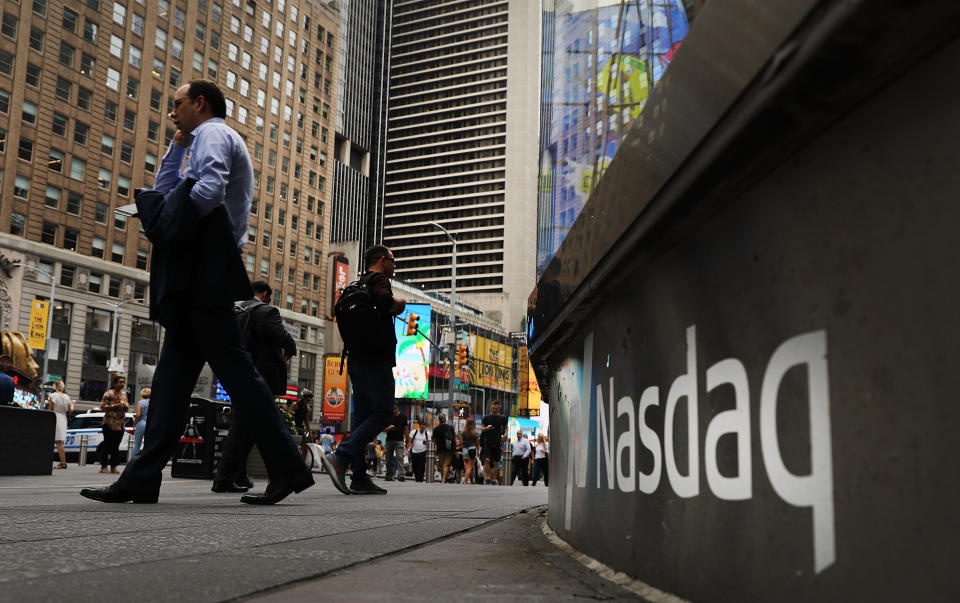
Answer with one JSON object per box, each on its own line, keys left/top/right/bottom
{"left": 237, "top": 299, "right": 297, "bottom": 395}
{"left": 135, "top": 179, "right": 252, "bottom": 327}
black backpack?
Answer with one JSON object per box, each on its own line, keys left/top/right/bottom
{"left": 334, "top": 275, "right": 381, "bottom": 356}
{"left": 233, "top": 300, "right": 261, "bottom": 352}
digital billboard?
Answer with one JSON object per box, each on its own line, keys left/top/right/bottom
{"left": 538, "top": 0, "right": 692, "bottom": 275}
{"left": 393, "top": 303, "right": 432, "bottom": 399}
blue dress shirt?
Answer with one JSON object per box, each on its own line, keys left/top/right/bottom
{"left": 153, "top": 118, "right": 254, "bottom": 249}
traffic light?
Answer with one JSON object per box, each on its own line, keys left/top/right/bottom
{"left": 405, "top": 313, "right": 420, "bottom": 336}
{"left": 455, "top": 344, "right": 468, "bottom": 368}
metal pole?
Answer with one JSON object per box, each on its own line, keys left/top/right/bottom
{"left": 78, "top": 434, "right": 89, "bottom": 466}
{"left": 427, "top": 222, "right": 456, "bottom": 409}
{"left": 110, "top": 305, "right": 119, "bottom": 367}
{"left": 425, "top": 440, "right": 436, "bottom": 483}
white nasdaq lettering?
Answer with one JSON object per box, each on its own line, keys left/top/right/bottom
{"left": 596, "top": 378, "right": 616, "bottom": 489}
{"left": 616, "top": 395, "right": 636, "bottom": 492}
{"left": 759, "top": 330, "right": 834, "bottom": 572}
{"left": 704, "top": 358, "right": 752, "bottom": 500}
{"left": 664, "top": 326, "right": 699, "bottom": 498}
{"left": 637, "top": 386, "right": 662, "bottom": 494}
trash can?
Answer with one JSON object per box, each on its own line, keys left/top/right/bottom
{"left": 171, "top": 397, "right": 231, "bottom": 479}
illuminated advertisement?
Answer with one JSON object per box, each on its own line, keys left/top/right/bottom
{"left": 322, "top": 355, "right": 347, "bottom": 421}
{"left": 538, "top": 0, "right": 692, "bottom": 275}
{"left": 468, "top": 335, "right": 514, "bottom": 392}
{"left": 393, "top": 303, "right": 431, "bottom": 399}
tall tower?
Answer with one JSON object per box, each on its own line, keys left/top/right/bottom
{"left": 381, "top": 0, "right": 540, "bottom": 329}
{"left": 329, "top": 0, "right": 392, "bottom": 256}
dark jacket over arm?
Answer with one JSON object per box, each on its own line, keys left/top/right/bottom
{"left": 135, "top": 179, "right": 252, "bottom": 327}
{"left": 248, "top": 301, "right": 297, "bottom": 395}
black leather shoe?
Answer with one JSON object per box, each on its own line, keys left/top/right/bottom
{"left": 211, "top": 481, "right": 249, "bottom": 493}
{"left": 240, "top": 470, "right": 314, "bottom": 505}
{"left": 349, "top": 478, "right": 387, "bottom": 495}
{"left": 236, "top": 477, "right": 254, "bottom": 489}
{"left": 80, "top": 483, "right": 158, "bottom": 504}
{"left": 320, "top": 453, "right": 351, "bottom": 495}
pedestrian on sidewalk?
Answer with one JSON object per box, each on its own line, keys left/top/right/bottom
{"left": 461, "top": 418, "right": 478, "bottom": 484}
{"left": 383, "top": 403, "right": 407, "bottom": 481}
{"left": 432, "top": 414, "right": 455, "bottom": 484}
{"left": 408, "top": 421, "right": 430, "bottom": 482}
{"left": 132, "top": 388, "right": 150, "bottom": 458}
{"left": 480, "top": 401, "right": 508, "bottom": 485}
{"left": 510, "top": 431, "right": 532, "bottom": 486}
{"left": 212, "top": 280, "right": 298, "bottom": 494}
{"left": 321, "top": 245, "right": 406, "bottom": 495}
{"left": 99, "top": 375, "right": 129, "bottom": 474}
{"left": 81, "top": 80, "right": 311, "bottom": 506}
{"left": 532, "top": 434, "right": 549, "bottom": 487}
{"left": 47, "top": 380, "right": 74, "bottom": 469}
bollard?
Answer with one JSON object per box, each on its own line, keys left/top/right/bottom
{"left": 425, "top": 440, "right": 436, "bottom": 483}
{"left": 501, "top": 442, "right": 513, "bottom": 486}
{"left": 78, "top": 434, "right": 89, "bottom": 467}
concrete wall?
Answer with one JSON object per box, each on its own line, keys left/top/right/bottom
{"left": 528, "top": 1, "right": 960, "bottom": 600}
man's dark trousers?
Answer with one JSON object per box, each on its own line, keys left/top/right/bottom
{"left": 334, "top": 355, "right": 394, "bottom": 480}
{"left": 511, "top": 455, "right": 530, "bottom": 486}
{"left": 116, "top": 305, "right": 305, "bottom": 495}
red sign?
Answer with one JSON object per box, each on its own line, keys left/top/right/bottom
{"left": 332, "top": 256, "right": 350, "bottom": 317}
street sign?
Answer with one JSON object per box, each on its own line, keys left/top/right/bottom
{"left": 28, "top": 300, "right": 48, "bottom": 349}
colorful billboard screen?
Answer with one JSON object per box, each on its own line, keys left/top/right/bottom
{"left": 393, "top": 303, "right": 432, "bottom": 399}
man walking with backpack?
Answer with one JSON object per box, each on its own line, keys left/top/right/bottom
{"left": 212, "top": 280, "right": 297, "bottom": 493}
{"left": 432, "top": 414, "right": 455, "bottom": 485}
{"left": 323, "top": 245, "right": 405, "bottom": 495}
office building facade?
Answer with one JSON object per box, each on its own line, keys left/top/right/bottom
{"left": 0, "top": 0, "right": 340, "bottom": 401}
{"left": 381, "top": 0, "right": 540, "bottom": 330}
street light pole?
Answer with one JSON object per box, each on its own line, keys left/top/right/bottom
{"left": 104, "top": 298, "right": 147, "bottom": 373}
{"left": 10, "top": 262, "right": 56, "bottom": 385}
{"left": 427, "top": 221, "right": 456, "bottom": 409}
{"left": 469, "top": 386, "right": 487, "bottom": 418}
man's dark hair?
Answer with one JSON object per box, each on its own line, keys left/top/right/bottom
{"left": 251, "top": 280, "right": 273, "bottom": 297}
{"left": 364, "top": 244, "right": 390, "bottom": 269}
{"left": 187, "top": 80, "right": 227, "bottom": 119}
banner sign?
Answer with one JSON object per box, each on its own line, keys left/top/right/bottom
{"left": 28, "top": 300, "right": 48, "bottom": 350}
{"left": 322, "top": 355, "right": 347, "bottom": 421}
{"left": 468, "top": 335, "right": 513, "bottom": 391}
{"left": 331, "top": 255, "right": 350, "bottom": 317}
{"left": 393, "top": 303, "right": 431, "bottom": 399}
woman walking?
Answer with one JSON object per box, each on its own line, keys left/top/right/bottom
{"left": 47, "top": 380, "right": 74, "bottom": 469}
{"left": 132, "top": 387, "right": 151, "bottom": 458}
{"left": 99, "top": 375, "right": 129, "bottom": 474}
{"left": 460, "top": 419, "right": 479, "bottom": 484}
{"left": 408, "top": 423, "right": 430, "bottom": 482}
{"left": 532, "top": 434, "right": 549, "bottom": 487}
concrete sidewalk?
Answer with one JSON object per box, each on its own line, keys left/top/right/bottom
{"left": 0, "top": 465, "right": 620, "bottom": 602}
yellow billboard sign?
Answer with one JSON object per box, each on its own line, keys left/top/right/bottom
{"left": 468, "top": 335, "right": 514, "bottom": 392}
{"left": 28, "top": 300, "right": 48, "bottom": 350}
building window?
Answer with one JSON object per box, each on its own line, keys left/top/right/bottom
{"left": 77, "top": 87, "right": 92, "bottom": 110}
{"left": 14, "top": 175, "right": 30, "bottom": 198}
{"left": 74, "top": 122, "right": 89, "bottom": 146}
{"left": 0, "top": 50, "right": 13, "bottom": 75}
{"left": 144, "top": 152, "right": 157, "bottom": 172}
{"left": 115, "top": 214, "right": 126, "bottom": 231}
{"left": 60, "top": 265, "right": 75, "bottom": 288}
{"left": 83, "top": 19, "right": 97, "bottom": 43}
{"left": 127, "top": 77, "right": 139, "bottom": 99}
{"left": 45, "top": 186, "right": 61, "bottom": 208}
{"left": 48, "top": 149, "right": 64, "bottom": 172}
{"left": 91, "top": 237, "right": 105, "bottom": 258}
{"left": 113, "top": 2, "right": 126, "bottom": 25}
{"left": 67, "top": 192, "right": 83, "bottom": 215}
{"left": 63, "top": 228, "right": 79, "bottom": 252}
{"left": 2, "top": 12, "right": 18, "bottom": 39}
{"left": 124, "top": 110, "right": 136, "bottom": 131}
{"left": 132, "top": 12, "right": 144, "bottom": 36}
{"left": 111, "top": 243, "right": 124, "bottom": 263}
{"left": 102, "top": 134, "right": 115, "bottom": 156}
{"left": 22, "top": 101, "right": 38, "bottom": 124}
{"left": 97, "top": 168, "right": 112, "bottom": 191}
{"left": 72, "top": 159, "right": 86, "bottom": 180}
{"left": 88, "top": 273, "right": 103, "bottom": 294}
{"left": 52, "top": 113, "right": 68, "bottom": 136}
{"left": 41, "top": 222, "right": 57, "bottom": 245}
{"left": 18, "top": 137, "right": 33, "bottom": 161}
{"left": 136, "top": 250, "right": 149, "bottom": 270}
{"left": 129, "top": 45, "right": 142, "bottom": 67}
{"left": 106, "top": 67, "right": 120, "bottom": 90}
{"left": 94, "top": 202, "right": 108, "bottom": 223}
{"left": 147, "top": 121, "right": 159, "bottom": 141}
{"left": 104, "top": 100, "right": 118, "bottom": 122}
{"left": 55, "top": 78, "right": 72, "bottom": 101}
{"left": 120, "top": 142, "right": 133, "bottom": 163}
{"left": 25, "top": 63, "right": 41, "bottom": 87}
{"left": 118, "top": 175, "right": 131, "bottom": 197}
{"left": 80, "top": 53, "right": 95, "bottom": 77}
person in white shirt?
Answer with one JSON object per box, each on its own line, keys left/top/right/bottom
{"left": 532, "top": 434, "right": 549, "bottom": 487}
{"left": 510, "top": 431, "right": 532, "bottom": 486}
{"left": 407, "top": 423, "right": 431, "bottom": 482}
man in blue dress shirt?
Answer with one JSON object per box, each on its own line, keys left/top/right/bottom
{"left": 81, "top": 81, "right": 312, "bottom": 505}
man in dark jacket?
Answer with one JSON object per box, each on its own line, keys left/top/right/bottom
{"left": 80, "top": 80, "right": 310, "bottom": 505}
{"left": 212, "top": 281, "right": 297, "bottom": 493}
{"left": 322, "top": 245, "right": 405, "bottom": 495}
